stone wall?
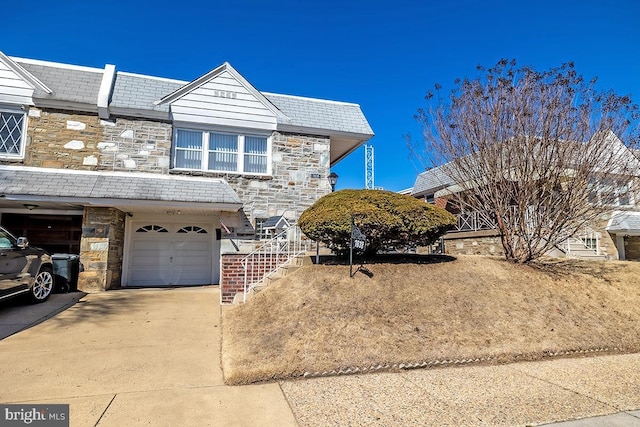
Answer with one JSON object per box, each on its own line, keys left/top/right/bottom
{"left": 591, "top": 216, "right": 618, "bottom": 260}
{"left": 1, "top": 108, "right": 104, "bottom": 169}
{"left": 230, "top": 132, "right": 331, "bottom": 223}
{"left": 98, "top": 117, "right": 172, "bottom": 173}
{"left": 78, "top": 207, "right": 125, "bottom": 291}
{"left": 96, "top": 120, "right": 332, "bottom": 226}
{"left": 172, "top": 131, "right": 332, "bottom": 225}
{"left": 15, "top": 109, "right": 330, "bottom": 226}
{"left": 443, "top": 216, "right": 621, "bottom": 260}
{"left": 443, "top": 231, "right": 504, "bottom": 256}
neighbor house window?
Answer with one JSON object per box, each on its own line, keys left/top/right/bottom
{"left": 173, "top": 128, "right": 270, "bottom": 174}
{"left": 0, "top": 109, "right": 27, "bottom": 158}
{"left": 589, "top": 178, "right": 634, "bottom": 207}
{"left": 254, "top": 218, "right": 268, "bottom": 240}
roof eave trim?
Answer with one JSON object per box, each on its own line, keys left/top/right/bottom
{"left": 108, "top": 107, "right": 171, "bottom": 121}
{"left": 32, "top": 98, "right": 97, "bottom": 113}
{"left": 277, "top": 123, "right": 374, "bottom": 140}
{"left": 154, "top": 62, "right": 227, "bottom": 105}
{"left": 0, "top": 51, "right": 53, "bottom": 94}
{"left": 411, "top": 184, "right": 448, "bottom": 198}
{"left": 1, "top": 194, "right": 242, "bottom": 212}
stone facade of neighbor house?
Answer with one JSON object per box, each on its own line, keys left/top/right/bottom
{"left": 411, "top": 146, "right": 639, "bottom": 262}
{"left": 439, "top": 217, "right": 619, "bottom": 259}
{"left": 591, "top": 217, "right": 619, "bottom": 260}
{"left": 0, "top": 52, "right": 374, "bottom": 300}
{"left": 443, "top": 231, "right": 505, "bottom": 257}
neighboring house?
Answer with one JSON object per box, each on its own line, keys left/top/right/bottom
{"left": 256, "top": 215, "right": 291, "bottom": 239}
{"left": 411, "top": 134, "right": 640, "bottom": 261}
{"left": 0, "top": 51, "right": 374, "bottom": 294}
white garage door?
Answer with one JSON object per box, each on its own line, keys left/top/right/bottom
{"left": 128, "top": 223, "right": 217, "bottom": 287}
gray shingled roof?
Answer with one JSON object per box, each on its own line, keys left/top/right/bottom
{"left": 411, "top": 165, "right": 455, "bottom": 197}
{"left": 263, "top": 215, "right": 289, "bottom": 228}
{"left": 0, "top": 167, "right": 241, "bottom": 206}
{"left": 264, "top": 93, "right": 373, "bottom": 136}
{"left": 9, "top": 56, "right": 372, "bottom": 137}
{"left": 110, "top": 73, "right": 182, "bottom": 113}
{"left": 17, "top": 61, "right": 103, "bottom": 105}
{"left": 607, "top": 211, "right": 640, "bottom": 232}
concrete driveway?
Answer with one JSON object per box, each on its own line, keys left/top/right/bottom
{"left": 0, "top": 287, "right": 297, "bottom": 427}
{"left": 0, "top": 292, "right": 85, "bottom": 339}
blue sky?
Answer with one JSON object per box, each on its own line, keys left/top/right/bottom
{"left": 2, "top": 0, "right": 639, "bottom": 191}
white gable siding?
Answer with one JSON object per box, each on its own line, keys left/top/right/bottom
{"left": 170, "top": 70, "right": 277, "bottom": 131}
{"left": 0, "top": 61, "right": 34, "bottom": 106}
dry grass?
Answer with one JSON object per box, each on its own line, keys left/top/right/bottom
{"left": 221, "top": 255, "right": 640, "bottom": 385}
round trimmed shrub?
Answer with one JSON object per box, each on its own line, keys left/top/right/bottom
{"left": 298, "top": 189, "right": 456, "bottom": 256}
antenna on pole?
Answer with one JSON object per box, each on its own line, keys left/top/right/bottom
{"left": 365, "top": 144, "right": 374, "bottom": 189}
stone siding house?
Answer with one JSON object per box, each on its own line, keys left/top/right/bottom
{"left": 0, "top": 52, "right": 374, "bottom": 295}
{"left": 411, "top": 135, "right": 640, "bottom": 261}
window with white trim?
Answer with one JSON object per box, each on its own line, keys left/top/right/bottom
{"left": 173, "top": 129, "right": 270, "bottom": 174}
{"left": 588, "top": 178, "right": 634, "bottom": 207}
{"left": 0, "top": 108, "right": 27, "bottom": 158}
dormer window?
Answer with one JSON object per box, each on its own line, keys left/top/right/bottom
{"left": 0, "top": 108, "right": 27, "bottom": 158}
{"left": 173, "top": 128, "right": 270, "bottom": 175}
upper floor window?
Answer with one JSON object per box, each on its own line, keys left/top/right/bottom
{"left": 588, "top": 178, "right": 634, "bottom": 207}
{"left": 0, "top": 108, "right": 27, "bottom": 158}
{"left": 173, "top": 128, "right": 270, "bottom": 175}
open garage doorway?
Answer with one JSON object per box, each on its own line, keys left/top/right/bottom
{"left": 0, "top": 213, "right": 82, "bottom": 254}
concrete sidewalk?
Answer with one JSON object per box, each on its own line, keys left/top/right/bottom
{"left": 0, "top": 287, "right": 297, "bottom": 427}
{"left": 2, "top": 287, "right": 639, "bottom": 426}
{"left": 280, "top": 352, "right": 640, "bottom": 426}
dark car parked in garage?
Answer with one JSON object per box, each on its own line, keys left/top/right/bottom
{"left": 0, "top": 225, "right": 54, "bottom": 303}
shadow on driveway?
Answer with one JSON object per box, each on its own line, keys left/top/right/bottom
{"left": 42, "top": 288, "right": 163, "bottom": 328}
{"left": 0, "top": 291, "right": 86, "bottom": 340}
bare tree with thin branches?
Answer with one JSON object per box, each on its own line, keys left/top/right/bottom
{"left": 409, "top": 59, "right": 640, "bottom": 263}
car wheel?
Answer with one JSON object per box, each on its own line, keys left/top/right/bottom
{"left": 30, "top": 266, "right": 54, "bottom": 303}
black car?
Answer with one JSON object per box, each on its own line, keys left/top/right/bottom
{"left": 0, "top": 225, "right": 54, "bottom": 303}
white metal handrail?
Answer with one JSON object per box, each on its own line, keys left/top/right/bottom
{"left": 561, "top": 226, "right": 600, "bottom": 256}
{"left": 241, "top": 225, "right": 309, "bottom": 302}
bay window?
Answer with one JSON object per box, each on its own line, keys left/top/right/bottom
{"left": 174, "top": 128, "right": 269, "bottom": 174}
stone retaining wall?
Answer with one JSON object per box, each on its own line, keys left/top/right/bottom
{"left": 443, "top": 231, "right": 504, "bottom": 257}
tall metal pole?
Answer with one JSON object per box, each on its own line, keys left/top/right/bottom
{"left": 365, "top": 145, "right": 374, "bottom": 190}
